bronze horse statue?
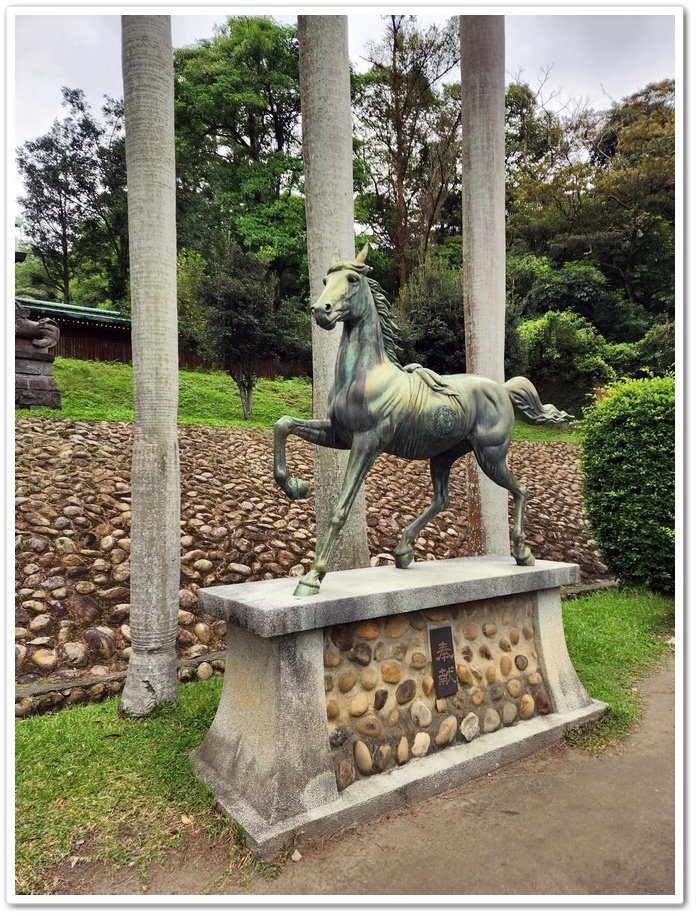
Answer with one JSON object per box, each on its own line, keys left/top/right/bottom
{"left": 274, "top": 245, "right": 571, "bottom": 597}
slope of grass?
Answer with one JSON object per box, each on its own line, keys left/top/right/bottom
{"left": 15, "top": 357, "right": 312, "bottom": 429}
{"left": 17, "top": 357, "right": 579, "bottom": 441}
{"left": 513, "top": 419, "right": 581, "bottom": 443}
{"left": 14, "top": 587, "right": 673, "bottom": 893}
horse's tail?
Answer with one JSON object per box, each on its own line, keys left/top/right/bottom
{"left": 504, "top": 376, "right": 574, "bottom": 425}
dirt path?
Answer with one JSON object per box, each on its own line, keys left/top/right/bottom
{"left": 56, "top": 654, "right": 676, "bottom": 898}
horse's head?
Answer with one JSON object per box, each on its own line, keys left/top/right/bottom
{"left": 311, "top": 244, "right": 373, "bottom": 330}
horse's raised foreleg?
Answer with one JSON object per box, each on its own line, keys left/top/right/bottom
{"left": 273, "top": 416, "right": 346, "bottom": 501}
{"left": 473, "top": 444, "right": 534, "bottom": 566}
{"left": 294, "top": 433, "right": 380, "bottom": 598}
{"left": 393, "top": 447, "right": 461, "bottom": 569}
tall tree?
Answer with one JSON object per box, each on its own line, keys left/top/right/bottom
{"left": 120, "top": 15, "right": 180, "bottom": 716}
{"left": 354, "top": 15, "right": 460, "bottom": 287}
{"left": 17, "top": 89, "right": 128, "bottom": 307}
{"left": 588, "top": 79, "right": 675, "bottom": 313}
{"left": 504, "top": 79, "right": 674, "bottom": 322}
{"left": 174, "top": 16, "right": 305, "bottom": 299}
{"left": 298, "top": 15, "right": 369, "bottom": 572}
{"left": 460, "top": 15, "right": 509, "bottom": 556}
{"left": 202, "top": 242, "right": 308, "bottom": 418}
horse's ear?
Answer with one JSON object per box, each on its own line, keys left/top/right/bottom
{"left": 355, "top": 243, "right": 369, "bottom": 264}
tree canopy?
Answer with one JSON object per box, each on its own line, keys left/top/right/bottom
{"left": 16, "top": 16, "right": 676, "bottom": 416}
{"left": 16, "top": 88, "right": 128, "bottom": 308}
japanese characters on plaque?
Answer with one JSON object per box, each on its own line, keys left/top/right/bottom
{"left": 428, "top": 625, "right": 458, "bottom": 699}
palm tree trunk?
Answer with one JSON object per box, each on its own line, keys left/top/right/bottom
{"left": 298, "top": 16, "right": 369, "bottom": 571}
{"left": 120, "top": 15, "right": 180, "bottom": 715}
{"left": 460, "top": 15, "right": 509, "bottom": 556}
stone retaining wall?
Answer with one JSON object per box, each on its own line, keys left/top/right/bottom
{"left": 15, "top": 418, "right": 607, "bottom": 717}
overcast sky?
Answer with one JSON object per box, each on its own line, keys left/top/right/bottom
{"left": 10, "top": 8, "right": 678, "bottom": 206}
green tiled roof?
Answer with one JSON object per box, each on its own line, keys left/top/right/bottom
{"left": 16, "top": 298, "right": 131, "bottom": 327}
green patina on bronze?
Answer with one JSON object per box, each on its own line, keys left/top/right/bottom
{"left": 274, "top": 245, "right": 572, "bottom": 597}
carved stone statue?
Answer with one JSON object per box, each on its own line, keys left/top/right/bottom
{"left": 15, "top": 301, "right": 62, "bottom": 409}
{"left": 15, "top": 302, "right": 61, "bottom": 350}
{"left": 274, "top": 245, "right": 571, "bottom": 597}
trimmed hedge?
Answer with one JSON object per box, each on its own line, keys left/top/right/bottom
{"left": 581, "top": 376, "right": 675, "bottom": 594}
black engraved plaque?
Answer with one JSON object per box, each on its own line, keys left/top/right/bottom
{"left": 428, "top": 625, "right": 458, "bottom": 698}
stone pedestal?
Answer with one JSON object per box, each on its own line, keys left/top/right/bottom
{"left": 15, "top": 341, "right": 62, "bottom": 409}
{"left": 191, "top": 557, "right": 606, "bottom": 857}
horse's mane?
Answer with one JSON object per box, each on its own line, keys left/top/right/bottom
{"left": 327, "top": 260, "right": 403, "bottom": 367}
{"left": 366, "top": 278, "right": 403, "bottom": 367}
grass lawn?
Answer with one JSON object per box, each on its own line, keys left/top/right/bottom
{"left": 15, "top": 357, "right": 313, "bottom": 429}
{"left": 14, "top": 675, "right": 273, "bottom": 895}
{"left": 562, "top": 588, "right": 674, "bottom": 751}
{"left": 16, "top": 357, "right": 579, "bottom": 441}
{"left": 14, "top": 587, "right": 673, "bottom": 895}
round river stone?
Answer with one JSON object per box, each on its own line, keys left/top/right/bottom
{"left": 349, "top": 642, "right": 372, "bottom": 666}
{"left": 460, "top": 712, "right": 480, "bottom": 742}
{"left": 396, "top": 679, "right": 416, "bottom": 705}
{"left": 355, "top": 715, "right": 382, "bottom": 738}
{"left": 381, "top": 661, "right": 402, "bottom": 684}
{"left": 410, "top": 698, "right": 432, "bottom": 727}
{"left": 515, "top": 654, "right": 529, "bottom": 671}
{"left": 411, "top": 732, "right": 431, "bottom": 757}
{"left": 353, "top": 740, "right": 372, "bottom": 775}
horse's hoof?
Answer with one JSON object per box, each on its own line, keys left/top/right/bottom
{"left": 394, "top": 547, "right": 414, "bottom": 569}
{"left": 293, "top": 577, "right": 320, "bottom": 598}
{"left": 515, "top": 550, "right": 535, "bottom": 567}
{"left": 286, "top": 477, "right": 311, "bottom": 501}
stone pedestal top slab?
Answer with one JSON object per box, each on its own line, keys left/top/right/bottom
{"left": 199, "top": 556, "right": 580, "bottom": 638}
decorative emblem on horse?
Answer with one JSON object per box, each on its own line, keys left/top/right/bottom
{"left": 274, "top": 245, "right": 571, "bottom": 597}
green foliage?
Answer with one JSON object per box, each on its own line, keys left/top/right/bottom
{"left": 174, "top": 16, "right": 306, "bottom": 299}
{"left": 507, "top": 253, "right": 648, "bottom": 343}
{"left": 518, "top": 310, "right": 615, "bottom": 414}
{"left": 504, "top": 300, "right": 526, "bottom": 380}
{"left": 563, "top": 588, "right": 674, "bottom": 750}
{"left": 591, "top": 81, "right": 675, "bottom": 307}
{"left": 505, "top": 82, "right": 564, "bottom": 177}
{"left": 635, "top": 321, "right": 676, "bottom": 376}
{"left": 14, "top": 251, "right": 54, "bottom": 300}
{"left": 604, "top": 321, "right": 675, "bottom": 380}
{"left": 353, "top": 15, "right": 461, "bottom": 283}
{"left": 202, "top": 242, "right": 297, "bottom": 418}
{"left": 581, "top": 377, "right": 675, "bottom": 593}
{"left": 177, "top": 248, "right": 211, "bottom": 354}
{"left": 16, "top": 89, "right": 128, "bottom": 308}
{"left": 396, "top": 257, "right": 465, "bottom": 373}
{"left": 16, "top": 357, "right": 312, "bottom": 429}
{"left": 505, "top": 79, "right": 674, "bottom": 324}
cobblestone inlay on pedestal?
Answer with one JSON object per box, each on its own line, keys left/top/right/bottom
{"left": 323, "top": 593, "right": 546, "bottom": 790}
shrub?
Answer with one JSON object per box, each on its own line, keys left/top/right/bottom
{"left": 635, "top": 321, "right": 675, "bottom": 376}
{"left": 605, "top": 321, "right": 676, "bottom": 380}
{"left": 604, "top": 341, "right": 640, "bottom": 378}
{"left": 518, "top": 310, "right": 615, "bottom": 414}
{"left": 506, "top": 253, "right": 649, "bottom": 342}
{"left": 581, "top": 376, "right": 675, "bottom": 593}
{"left": 396, "top": 258, "right": 466, "bottom": 374}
